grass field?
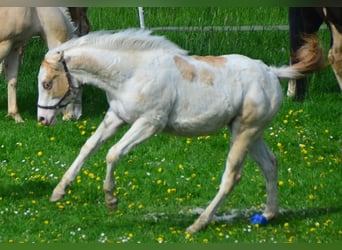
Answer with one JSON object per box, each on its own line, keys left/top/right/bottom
{"left": 0, "top": 7, "right": 341, "bottom": 243}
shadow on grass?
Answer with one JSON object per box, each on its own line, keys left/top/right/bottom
{"left": 0, "top": 180, "right": 56, "bottom": 199}
{"left": 123, "top": 205, "right": 342, "bottom": 229}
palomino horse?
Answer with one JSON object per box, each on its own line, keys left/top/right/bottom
{"left": 288, "top": 7, "right": 342, "bottom": 100}
{"left": 36, "top": 30, "right": 322, "bottom": 232}
{"left": 0, "top": 7, "right": 82, "bottom": 122}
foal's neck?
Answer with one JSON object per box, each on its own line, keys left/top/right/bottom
{"left": 66, "top": 47, "right": 133, "bottom": 91}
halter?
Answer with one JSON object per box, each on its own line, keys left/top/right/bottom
{"left": 37, "top": 59, "right": 82, "bottom": 110}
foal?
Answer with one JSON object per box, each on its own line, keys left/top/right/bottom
{"left": 37, "top": 30, "right": 323, "bottom": 232}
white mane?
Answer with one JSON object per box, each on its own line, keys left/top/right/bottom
{"left": 58, "top": 7, "right": 77, "bottom": 35}
{"left": 48, "top": 29, "right": 188, "bottom": 56}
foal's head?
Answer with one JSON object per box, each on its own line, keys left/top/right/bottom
{"left": 37, "top": 51, "right": 82, "bottom": 125}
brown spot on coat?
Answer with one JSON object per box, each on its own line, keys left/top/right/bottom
{"left": 199, "top": 68, "right": 214, "bottom": 85}
{"left": 241, "top": 98, "right": 258, "bottom": 125}
{"left": 192, "top": 55, "right": 227, "bottom": 68}
{"left": 173, "top": 56, "right": 196, "bottom": 81}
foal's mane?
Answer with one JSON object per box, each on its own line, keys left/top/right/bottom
{"left": 50, "top": 29, "right": 187, "bottom": 54}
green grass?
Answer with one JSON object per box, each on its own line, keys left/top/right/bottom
{"left": 0, "top": 7, "right": 341, "bottom": 244}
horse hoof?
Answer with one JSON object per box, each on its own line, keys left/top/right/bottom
{"left": 186, "top": 225, "right": 198, "bottom": 234}
{"left": 50, "top": 192, "right": 64, "bottom": 202}
{"left": 106, "top": 197, "right": 118, "bottom": 211}
{"left": 250, "top": 214, "right": 269, "bottom": 225}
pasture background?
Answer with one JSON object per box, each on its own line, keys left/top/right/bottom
{"left": 0, "top": 7, "right": 341, "bottom": 243}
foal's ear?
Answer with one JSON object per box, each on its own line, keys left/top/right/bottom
{"left": 46, "top": 51, "right": 64, "bottom": 65}
{"left": 53, "top": 51, "right": 64, "bottom": 62}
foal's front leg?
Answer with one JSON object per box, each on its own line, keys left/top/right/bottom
{"left": 50, "top": 110, "right": 124, "bottom": 202}
{"left": 103, "top": 117, "right": 163, "bottom": 210}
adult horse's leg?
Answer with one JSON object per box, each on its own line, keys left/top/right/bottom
{"left": 62, "top": 87, "right": 83, "bottom": 120}
{"left": 50, "top": 110, "right": 124, "bottom": 202}
{"left": 5, "top": 47, "right": 24, "bottom": 122}
{"left": 248, "top": 138, "right": 279, "bottom": 220}
{"left": 288, "top": 7, "right": 307, "bottom": 99}
{"left": 288, "top": 8, "right": 323, "bottom": 101}
{"left": 103, "top": 116, "right": 165, "bottom": 210}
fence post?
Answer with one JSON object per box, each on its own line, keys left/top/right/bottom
{"left": 138, "top": 7, "right": 145, "bottom": 29}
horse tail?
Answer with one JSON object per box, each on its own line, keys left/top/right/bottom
{"left": 269, "top": 33, "right": 326, "bottom": 80}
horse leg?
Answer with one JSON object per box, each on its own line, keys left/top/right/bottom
{"left": 328, "top": 22, "right": 342, "bottom": 91}
{"left": 62, "top": 87, "right": 83, "bottom": 120}
{"left": 103, "top": 116, "right": 164, "bottom": 210}
{"left": 187, "top": 125, "right": 259, "bottom": 233}
{"left": 5, "top": 47, "right": 24, "bottom": 123}
{"left": 50, "top": 110, "right": 124, "bottom": 202}
{"left": 248, "top": 138, "right": 279, "bottom": 220}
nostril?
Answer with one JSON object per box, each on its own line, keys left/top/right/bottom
{"left": 38, "top": 116, "right": 45, "bottom": 123}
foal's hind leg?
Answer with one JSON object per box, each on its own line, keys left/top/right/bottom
{"left": 249, "top": 138, "right": 279, "bottom": 221}
{"left": 187, "top": 126, "right": 259, "bottom": 233}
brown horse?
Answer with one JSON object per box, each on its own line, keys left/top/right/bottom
{"left": 68, "top": 7, "right": 91, "bottom": 36}
{"left": 288, "top": 7, "right": 342, "bottom": 100}
{"left": 0, "top": 7, "right": 83, "bottom": 122}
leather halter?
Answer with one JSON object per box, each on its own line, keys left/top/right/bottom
{"left": 37, "top": 60, "right": 81, "bottom": 110}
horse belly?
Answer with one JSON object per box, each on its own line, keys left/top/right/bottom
{"left": 0, "top": 8, "right": 37, "bottom": 42}
{"left": 166, "top": 86, "right": 237, "bottom": 136}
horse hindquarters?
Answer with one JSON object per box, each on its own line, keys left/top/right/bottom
{"left": 328, "top": 22, "right": 342, "bottom": 90}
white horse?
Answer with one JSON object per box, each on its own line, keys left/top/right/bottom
{"left": 0, "top": 7, "right": 82, "bottom": 122}
{"left": 36, "top": 30, "right": 322, "bottom": 233}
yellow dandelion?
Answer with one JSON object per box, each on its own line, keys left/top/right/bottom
{"left": 288, "top": 236, "right": 295, "bottom": 243}
{"left": 44, "top": 220, "right": 49, "bottom": 225}
{"left": 278, "top": 180, "right": 284, "bottom": 186}
{"left": 284, "top": 222, "right": 289, "bottom": 227}
{"left": 308, "top": 194, "right": 315, "bottom": 200}
{"left": 156, "top": 236, "right": 164, "bottom": 243}
{"left": 37, "top": 151, "right": 43, "bottom": 157}
{"left": 283, "top": 119, "right": 288, "bottom": 124}
{"left": 50, "top": 136, "right": 55, "bottom": 142}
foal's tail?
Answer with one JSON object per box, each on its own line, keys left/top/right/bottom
{"left": 270, "top": 34, "right": 326, "bottom": 80}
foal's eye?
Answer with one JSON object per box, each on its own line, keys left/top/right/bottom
{"left": 43, "top": 81, "right": 53, "bottom": 90}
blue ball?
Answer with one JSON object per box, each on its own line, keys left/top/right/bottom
{"left": 250, "top": 214, "right": 269, "bottom": 225}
